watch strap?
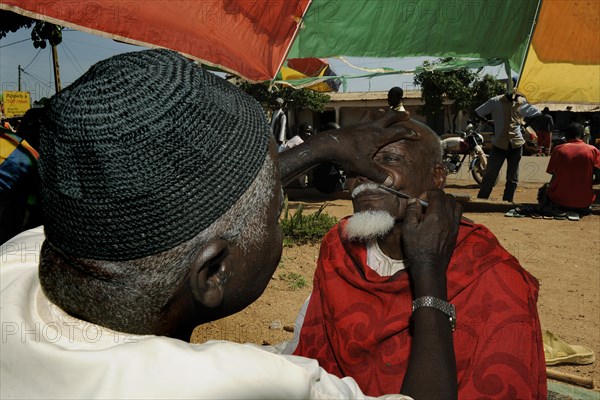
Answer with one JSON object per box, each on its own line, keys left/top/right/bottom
{"left": 412, "top": 296, "right": 456, "bottom": 331}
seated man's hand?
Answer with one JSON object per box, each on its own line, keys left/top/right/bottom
{"left": 401, "top": 190, "right": 462, "bottom": 284}
{"left": 400, "top": 189, "right": 460, "bottom": 400}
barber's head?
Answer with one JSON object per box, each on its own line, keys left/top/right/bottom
{"left": 38, "top": 50, "right": 283, "bottom": 339}
{"left": 346, "top": 120, "right": 445, "bottom": 225}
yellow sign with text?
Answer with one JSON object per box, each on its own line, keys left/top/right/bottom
{"left": 2, "top": 91, "right": 31, "bottom": 118}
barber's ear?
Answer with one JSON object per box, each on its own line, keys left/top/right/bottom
{"left": 433, "top": 163, "right": 447, "bottom": 189}
{"left": 190, "top": 239, "right": 232, "bottom": 308}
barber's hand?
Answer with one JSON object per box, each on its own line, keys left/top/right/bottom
{"left": 322, "top": 110, "right": 413, "bottom": 186}
{"left": 279, "top": 110, "right": 412, "bottom": 186}
{"left": 401, "top": 190, "right": 462, "bottom": 297}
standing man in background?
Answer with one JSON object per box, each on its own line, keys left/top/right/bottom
{"left": 271, "top": 97, "right": 287, "bottom": 146}
{"left": 476, "top": 92, "right": 540, "bottom": 203}
{"left": 387, "top": 87, "right": 406, "bottom": 112}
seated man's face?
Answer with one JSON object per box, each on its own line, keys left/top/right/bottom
{"left": 346, "top": 122, "right": 443, "bottom": 222}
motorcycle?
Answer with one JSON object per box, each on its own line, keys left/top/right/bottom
{"left": 441, "top": 122, "right": 489, "bottom": 185}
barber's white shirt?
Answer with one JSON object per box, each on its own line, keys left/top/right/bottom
{"left": 1, "top": 227, "right": 410, "bottom": 400}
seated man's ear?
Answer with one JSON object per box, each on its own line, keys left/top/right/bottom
{"left": 433, "top": 163, "right": 447, "bottom": 189}
{"left": 190, "top": 239, "right": 232, "bottom": 308}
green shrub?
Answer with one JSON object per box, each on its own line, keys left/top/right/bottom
{"left": 280, "top": 198, "right": 338, "bottom": 246}
{"left": 279, "top": 272, "right": 307, "bottom": 290}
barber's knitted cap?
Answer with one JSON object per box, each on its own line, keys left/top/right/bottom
{"left": 40, "top": 49, "right": 270, "bottom": 260}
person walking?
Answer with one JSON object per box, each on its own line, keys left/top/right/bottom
{"left": 531, "top": 107, "right": 554, "bottom": 156}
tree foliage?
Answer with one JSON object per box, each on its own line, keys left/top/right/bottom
{"left": 414, "top": 58, "right": 505, "bottom": 133}
{"left": 470, "top": 74, "right": 506, "bottom": 115}
{"left": 0, "top": 10, "right": 62, "bottom": 48}
{"left": 237, "top": 81, "right": 330, "bottom": 113}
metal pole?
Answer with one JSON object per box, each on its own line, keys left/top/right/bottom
{"left": 18, "top": 65, "right": 21, "bottom": 91}
{"left": 51, "top": 44, "right": 62, "bottom": 93}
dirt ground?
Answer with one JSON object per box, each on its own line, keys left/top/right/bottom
{"left": 192, "top": 179, "right": 600, "bottom": 393}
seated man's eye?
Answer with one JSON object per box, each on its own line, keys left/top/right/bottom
{"left": 378, "top": 154, "right": 403, "bottom": 163}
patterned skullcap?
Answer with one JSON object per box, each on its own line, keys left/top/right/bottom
{"left": 40, "top": 49, "right": 270, "bottom": 260}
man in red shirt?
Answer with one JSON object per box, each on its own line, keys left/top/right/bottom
{"left": 544, "top": 123, "right": 600, "bottom": 216}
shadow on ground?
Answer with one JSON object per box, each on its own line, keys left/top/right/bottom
{"left": 462, "top": 202, "right": 515, "bottom": 214}
{"left": 445, "top": 183, "right": 481, "bottom": 190}
{"left": 284, "top": 186, "right": 600, "bottom": 218}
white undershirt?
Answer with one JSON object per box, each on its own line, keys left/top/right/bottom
{"left": 366, "top": 239, "right": 406, "bottom": 276}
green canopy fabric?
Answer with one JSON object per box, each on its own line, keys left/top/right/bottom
{"left": 289, "top": 0, "right": 539, "bottom": 73}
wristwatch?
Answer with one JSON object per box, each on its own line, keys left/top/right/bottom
{"left": 412, "top": 296, "right": 456, "bottom": 331}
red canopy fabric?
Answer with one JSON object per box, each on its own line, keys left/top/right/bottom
{"left": 286, "top": 58, "right": 329, "bottom": 76}
{"left": 0, "top": 0, "right": 312, "bottom": 82}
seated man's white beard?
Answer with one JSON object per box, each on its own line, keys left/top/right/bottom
{"left": 343, "top": 210, "right": 395, "bottom": 242}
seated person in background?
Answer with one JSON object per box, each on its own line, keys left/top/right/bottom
{"left": 2, "top": 49, "right": 460, "bottom": 399}
{"left": 291, "top": 118, "right": 547, "bottom": 399}
{"left": 540, "top": 122, "right": 600, "bottom": 217}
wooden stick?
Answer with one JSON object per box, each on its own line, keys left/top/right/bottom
{"left": 546, "top": 368, "right": 594, "bottom": 389}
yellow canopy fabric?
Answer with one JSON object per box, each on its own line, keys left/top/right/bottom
{"left": 280, "top": 64, "right": 335, "bottom": 92}
{"left": 519, "top": 0, "right": 600, "bottom": 105}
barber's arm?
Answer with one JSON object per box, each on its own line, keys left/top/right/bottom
{"left": 399, "top": 190, "right": 461, "bottom": 400}
{"left": 278, "top": 110, "right": 410, "bottom": 186}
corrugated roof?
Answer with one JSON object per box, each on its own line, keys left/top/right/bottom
{"left": 531, "top": 103, "right": 600, "bottom": 113}
{"left": 328, "top": 90, "right": 422, "bottom": 102}
{"left": 327, "top": 93, "right": 599, "bottom": 113}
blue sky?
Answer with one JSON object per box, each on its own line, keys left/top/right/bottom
{"left": 1, "top": 28, "right": 142, "bottom": 102}
{"left": 1, "top": 27, "right": 508, "bottom": 102}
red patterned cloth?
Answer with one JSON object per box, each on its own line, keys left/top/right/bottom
{"left": 294, "top": 219, "right": 547, "bottom": 399}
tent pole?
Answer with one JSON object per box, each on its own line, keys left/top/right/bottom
{"left": 505, "top": 61, "right": 513, "bottom": 94}
{"left": 517, "top": 0, "right": 544, "bottom": 86}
